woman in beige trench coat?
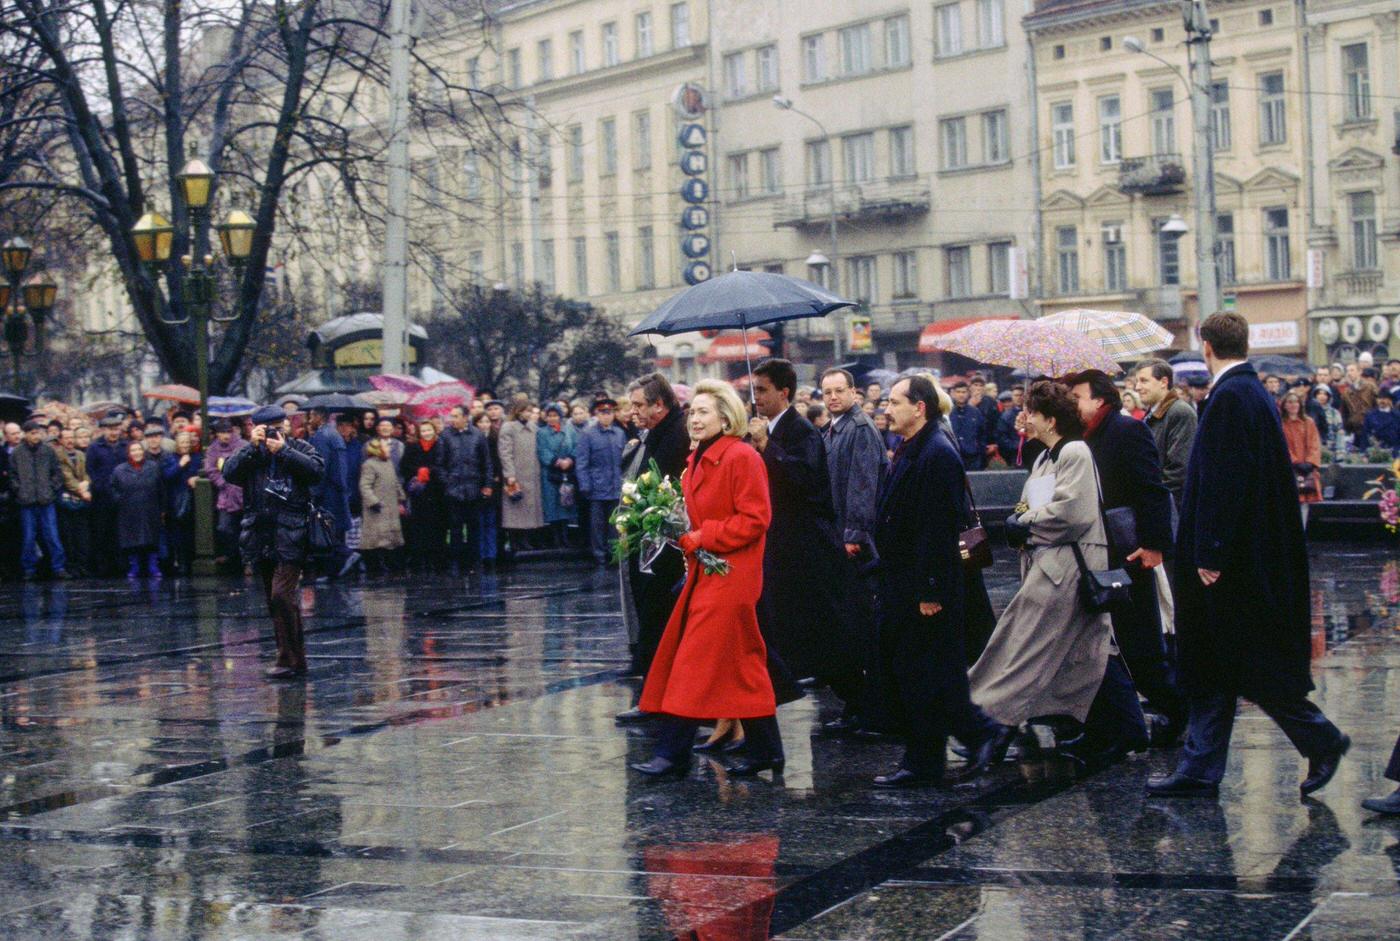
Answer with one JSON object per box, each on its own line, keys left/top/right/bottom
{"left": 497, "top": 395, "right": 545, "bottom": 538}
{"left": 969, "top": 380, "right": 1112, "bottom": 734}
{"left": 358, "top": 438, "right": 405, "bottom": 571}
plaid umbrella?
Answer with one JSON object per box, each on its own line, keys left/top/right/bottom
{"left": 1038, "top": 308, "right": 1174, "bottom": 361}
{"left": 935, "top": 319, "right": 1120, "bottom": 378}
{"left": 143, "top": 383, "right": 201, "bottom": 405}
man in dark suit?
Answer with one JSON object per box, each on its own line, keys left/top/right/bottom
{"left": 818, "top": 367, "right": 888, "bottom": 733}
{"left": 1149, "top": 313, "right": 1349, "bottom": 798}
{"left": 750, "top": 359, "right": 864, "bottom": 722}
{"left": 615, "top": 372, "right": 692, "bottom": 725}
{"left": 948, "top": 380, "right": 989, "bottom": 470}
{"left": 1065, "top": 369, "right": 1183, "bottom": 756}
{"left": 870, "top": 375, "right": 1011, "bottom": 787}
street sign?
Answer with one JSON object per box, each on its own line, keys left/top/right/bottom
{"left": 1316, "top": 318, "right": 1340, "bottom": 345}
{"left": 680, "top": 151, "right": 707, "bottom": 176}
{"left": 684, "top": 261, "right": 712, "bottom": 285}
{"left": 677, "top": 123, "right": 707, "bottom": 148}
{"left": 671, "top": 83, "right": 708, "bottom": 119}
{"left": 1222, "top": 292, "right": 1237, "bottom": 311}
{"left": 681, "top": 233, "right": 710, "bottom": 258}
{"left": 680, "top": 206, "right": 709, "bottom": 229}
{"left": 680, "top": 178, "right": 708, "bottom": 204}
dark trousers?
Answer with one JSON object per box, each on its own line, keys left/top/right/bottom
{"left": 1082, "top": 655, "right": 1150, "bottom": 748}
{"left": 877, "top": 603, "right": 996, "bottom": 775}
{"left": 588, "top": 498, "right": 619, "bottom": 563}
{"left": 406, "top": 504, "right": 448, "bottom": 569}
{"left": 19, "top": 504, "right": 65, "bottom": 576}
{"left": 89, "top": 501, "right": 119, "bottom": 575}
{"left": 57, "top": 504, "right": 90, "bottom": 576}
{"left": 630, "top": 548, "right": 685, "bottom": 678}
{"left": 478, "top": 501, "right": 499, "bottom": 562}
{"left": 257, "top": 561, "right": 306, "bottom": 670}
{"left": 1112, "top": 573, "right": 1184, "bottom": 719}
{"left": 1177, "top": 690, "right": 1345, "bottom": 785}
{"left": 653, "top": 714, "right": 784, "bottom": 763}
{"left": 215, "top": 510, "right": 242, "bottom": 565}
{"left": 446, "top": 497, "right": 483, "bottom": 567}
{"left": 1385, "top": 733, "right": 1400, "bottom": 783}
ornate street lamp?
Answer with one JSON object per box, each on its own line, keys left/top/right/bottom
{"left": 0, "top": 235, "right": 54, "bottom": 388}
{"left": 22, "top": 270, "right": 57, "bottom": 356}
{"left": 2, "top": 237, "right": 32, "bottom": 280}
{"left": 176, "top": 157, "right": 215, "bottom": 213}
{"left": 131, "top": 211, "right": 175, "bottom": 265}
{"left": 216, "top": 210, "right": 256, "bottom": 263}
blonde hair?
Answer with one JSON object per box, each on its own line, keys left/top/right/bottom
{"left": 934, "top": 381, "right": 953, "bottom": 419}
{"left": 366, "top": 437, "right": 387, "bottom": 459}
{"left": 692, "top": 378, "right": 748, "bottom": 437}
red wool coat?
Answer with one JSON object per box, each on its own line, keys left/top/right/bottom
{"left": 639, "top": 434, "right": 776, "bottom": 719}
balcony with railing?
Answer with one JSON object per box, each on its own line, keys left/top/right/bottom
{"left": 1117, "top": 153, "right": 1187, "bottom": 196}
{"left": 774, "top": 178, "right": 931, "bottom": 229}
{"left": 1336, "top": 270, "right": 1383, "bottom": 298}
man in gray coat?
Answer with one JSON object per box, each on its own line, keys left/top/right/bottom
{"left": 10, "top": 419, "right": 68, "bottom": 580}
{"left": 1136, "top": 358, "right": 1197, "bottom": 510}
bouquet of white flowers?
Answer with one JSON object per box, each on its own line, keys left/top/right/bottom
{"left": 610, "top": 460, "right": 729, "bottom": 576}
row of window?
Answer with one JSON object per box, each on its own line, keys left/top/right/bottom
{"left": 933, "top": 0, "right": 1006, "bottom": 58}
{"left": 810, "top": 243, "right": 1013, "bottom": 304}
{"left": 503, "top": 3, "right": 690, "bottom": 89}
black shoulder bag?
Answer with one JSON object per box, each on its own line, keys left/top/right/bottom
{"left": 1072, "top": 458, "right": 1133, "bottom": 614}
{"left": 959, "top": 479, "right": 994, "bottom": 572}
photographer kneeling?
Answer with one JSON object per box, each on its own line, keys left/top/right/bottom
{"left": 224, "top": 406, "right": 325, "bottom": 679}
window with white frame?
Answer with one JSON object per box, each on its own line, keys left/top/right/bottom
{"left": 839, "top": 23, "right": 872, "bottom": 75}
{"left": 988, "top": 241, "right": 1011, "bottom": 294}
{"left": 845, "top": 255, "right": 876, "bottom": 303}
{"left": 1150, "top": 88, "right": 1175, "bottom": 155}
{"left": 567, "top": 125, "right": 583, "bottom": 181}
{"left": 806, "top": 139, "right": 831, "bottom": 185}
{"left": 1154, "top": 217, "right": 1180, "bottom": 285}
{"left": 1056, "top": 226, "right": 1079, "bottom": 294}
{"left": 936, "top": 3, "right": 963, "bottom": 57}
{"left": 573, "top": 237, "right": 588, "bottom": 296}
{"left": 885, "top": 15, "right": 910, "bottom": 67}
{"left": 1343, "top": 43, "right": 1372, "bottom": 121}
{"left": 723, "top": 52, "right": 748, "bottom": 99}
{"left": 1264, "top": 206, "right": 1290, "bottom": 279}
{"left": 538, "top": 239, "right": 555, "bottom": 291}
{"left": 469, "top": 250, "right": 484, "bottom": 283}
{"left": 1216, "top": 213, "right": 1236, "bottom": 286}
{"left": 1102, "top": 222, "right": 1126, "bottom": 292}
{"left": 534, "top": 130, "right": 552, "bottom": 188}
{"left": 633, "top": 110, "right": 652, "bottom": 170}
{"left": 637, "top": 226, "right": 655, "bottom": 289}
{"left": 511, "top": 241, "right": 525, "bottom": 286}
{"left": 802, "top": 34, "right": 827, "bottom": 82}
{"left": 467, "top": 56, "right": 481, "bottom": 87}
{"left": 600, "top": 117, "right": 617, "bottom": 175}
{"left": 506, "top": 48, "right": 522, "bottom": 88}
{"left": 844, "top": 132, "right": 876, "bottom": 182}
{"left": 1052, "top": 102, "right": 1075, "bottom": 168}
{"left": 636, "top": 12, "right": 653, "bottom": 58}
{"left": 890, "top": 125, "right": 915, "bottom": 177}
{"left": 602, "top": 22, "right": 619, "bottom": 66}
{"left": 945, "top": 246, "right": 972, "bottom": 298}
{"left": 1098, "top": 95, "right": 1121, "bottom": 163}
{"left": 756, "top": 45, "right": 779, "bottom": 91}
{"left": 983, "top": 110, "right": 1007, "bottom": 164}
{"left": 1350, "top": 191, "right": 1378, "bottom": 269}
{"left": 463, "top": 150, "right": 481, "bottom": 197}
{"left": 671, "top": 3, "right": 690, "bottom": 48}
{"left": 727, "top": 152, "right": 750, "bottom": 199}
{"left": 568, "top": 31, "right": 585, "bottom": 74}
{"left": 537, "top": 39, "right": 553, "bottom": 82}
{"left": 977, "top": 0, "right": 1004, "bottom": 48}
{"left": 759, "top": 148, "right": 781, "bottom": 193}
{"left": 893, "top": 251, "right": 918, "bottom": 297}
{"left": 940, "top": 116, "right": 968, "bottom": 170}
{"left": 605, "top": 232, "right": 620, "bottom": 292}
{"left": 1209, "top": 81, "right": 1231, "bottom": 151}
{"left": 1259, "top": 72, "right": 1286, "bottom": 145}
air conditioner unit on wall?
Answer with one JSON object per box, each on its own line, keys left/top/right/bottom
{"left": 1103, "top": 225, "right": 1123, "bottom": 244}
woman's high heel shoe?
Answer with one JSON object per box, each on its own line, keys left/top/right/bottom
{"left": 693, "top": 735, "right": 732, "bottom": 754}
{"left": 719, "top": 736, "right": 747, "bottom": 754}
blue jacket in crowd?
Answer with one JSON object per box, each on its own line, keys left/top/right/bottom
{"left": 574, "top": 422, "right": 627, "bottom": 501}
{"left": 949, "top": 402, "right": 988, "bottom": 470}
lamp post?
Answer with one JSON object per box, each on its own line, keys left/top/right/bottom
{"left": 774, "top": 95, "right": 841, "bottom": 364}
{"left": 0, "top": 236, "right": 58, "bottom": 391}
{"left": 1125, "top": 1, "right": 1219, "bottom": 348}
{"left": 131, "top": 157, "right": 254, "bottom": 577}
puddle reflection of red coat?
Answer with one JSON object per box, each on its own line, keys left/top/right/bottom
{"left": 644, "top": 835, "right": 780, "bottom": 941}
{"left": 639, "top": 435, "right": 776, "bottom": 719}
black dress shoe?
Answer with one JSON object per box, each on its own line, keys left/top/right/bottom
{"left": 614, "top": 707, "right": 653, "bottom": 725}
{"left": 957, "top": 724, "right": 1018, "bottom": 781}
{"left": 1301, "top": 734, "right": 1350, "bottom": 796}
{"left": 873, "top": 768, "right": 946, "bottom": 789}
{"left": 1145, "top": 772, "right": 1219, "bottom": 798}
{"left": 264, "top": 666, "right": 304, "bottom": 680}
{"left": 726, "top": 755, "right": 785, "bottom": 777}
{"left": 1362, "top": 786, "right": 1400, "bottom": 815}
{"left": 1149, "top": 713, "right": 1187, "bottom": 748}
{"left": 720, "top": 736, "right": 748, "bottom": 754}
{"left": 630, "top": 756, "right": 690, "bottom": 779}
{"left": 821, "top": 715, "right": 862, "bottom": 736}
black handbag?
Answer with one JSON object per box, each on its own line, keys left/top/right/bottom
{"left": 1102, "top": 505, "right": 1138, "bottom": 567}
{"left": 959, "top": 480, "right": 993, "bottom": 571}
{"left": 1073, "top": 460, "right": 1133, "bottom": 613}
{"left": 307, "top": 504, "right": 338, "bottom": 554}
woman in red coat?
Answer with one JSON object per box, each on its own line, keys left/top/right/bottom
{"left": 632, "top": 380, "right": 784, "bottom": 779}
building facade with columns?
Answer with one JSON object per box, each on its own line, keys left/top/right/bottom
{"left": 1025, "top": 0, "right": 1312, "bottom": 355}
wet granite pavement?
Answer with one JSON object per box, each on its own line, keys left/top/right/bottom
{"left": 0, "top": 541, "right": 1396, "bottom": 939}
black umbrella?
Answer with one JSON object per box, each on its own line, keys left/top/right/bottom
{"left": 0, "top": 392, "right": 31, "bottom": 424}
{"left": 1169, "top": 351, "right": 1204, "bottom": 364}
{"left": 305, "top": 392, "right": 369, "bottom": 412}
{"left": 1250, "top": 354, "right": 1312, "bottom": 378}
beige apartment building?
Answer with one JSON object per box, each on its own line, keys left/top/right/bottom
{"left": 1026, "top": 0, "right": 1312, "bottom": 355}
{"left": 1304, "top": 1, "right": 1400, "bottom": 365}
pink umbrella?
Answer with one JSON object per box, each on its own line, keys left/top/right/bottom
{"left": 368, "top": 373, "right": 427, "bottom": 395}
{"left": 403, "top": 381, "right": 476, "bottom": 420}
{"left": 934, "top": 319, "right": 1121, "bottom": 378}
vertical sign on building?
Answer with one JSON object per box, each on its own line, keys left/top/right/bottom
{"left": 1306, "top": 249, "right": 1324, "bottom": 290}
{"left": 1008, "top": 245, "right": 1029, "bottom": 300}
{"left": 673, "top": 83, "right": 712, "bottom": 285}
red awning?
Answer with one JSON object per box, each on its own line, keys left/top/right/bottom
{"left": 700, "top": 329, "right": 772, "bottom": 364}
{"left": 918, "top": 317, "right": 1016, "bottom": 354}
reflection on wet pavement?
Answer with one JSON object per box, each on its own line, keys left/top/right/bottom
{"left": 0, "top": 544, "right": 1395, "bottom": 939}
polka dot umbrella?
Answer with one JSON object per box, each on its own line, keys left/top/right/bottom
{"left": 933, "top": 318, "right": 1121, "bottom": 379}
